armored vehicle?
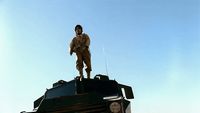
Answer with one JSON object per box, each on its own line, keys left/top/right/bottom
{"left": 22, "top": 74, "right": 134, "bottom": 113}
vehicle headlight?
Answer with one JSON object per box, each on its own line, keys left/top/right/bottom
{"left": 109, "top": 102, "right": 121, "bottom": 113}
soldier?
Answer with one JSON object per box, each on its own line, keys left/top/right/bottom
{"left": 69, "top": 25, "right": 92, "bottom": 80}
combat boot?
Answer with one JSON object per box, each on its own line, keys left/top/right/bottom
{"left": 79, "top": 70, "right": 83, "bottom": 81}
{"left": 86, "top": 71, "right": 90, "bottom": 79}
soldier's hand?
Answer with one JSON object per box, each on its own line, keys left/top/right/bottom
{"left": 70, "top": 50, "right": 73, "bottom": 55}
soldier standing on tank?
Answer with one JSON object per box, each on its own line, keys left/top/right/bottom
{"left": 69, "top": 25, "right": 92, "bottom": 80}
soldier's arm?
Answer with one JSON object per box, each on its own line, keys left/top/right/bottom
{"left": 85, "top": 34, "right": 90, "bottom": 48}
{"left": 69, "top": 38, "right": 75, "bottom": 55}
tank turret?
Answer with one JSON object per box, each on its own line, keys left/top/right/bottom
{"left": 21, "top": 74, "right": 134, "bottom": 113}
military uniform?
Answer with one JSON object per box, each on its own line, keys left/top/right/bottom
{"left": 70, "top": 33, "right": 92, "bottom": 79}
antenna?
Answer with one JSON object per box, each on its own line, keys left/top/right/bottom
{"left": 102, "top": 45, "right": 109, "bottom": 76}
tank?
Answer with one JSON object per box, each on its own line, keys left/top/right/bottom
{"left": 21, "top": 74, "right": 134, "bottom": 113}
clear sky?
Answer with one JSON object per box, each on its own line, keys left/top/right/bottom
{"left": 0, "top": 0, "right": 199, "bottom": 113}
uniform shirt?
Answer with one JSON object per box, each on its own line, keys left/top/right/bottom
{"left": 70, "top": 33, "right": 90, "bottom": 52}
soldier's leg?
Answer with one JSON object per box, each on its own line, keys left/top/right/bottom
{"left": 76, "top": 52, "right": 84, "bottom": 80}
{"left": 83, "top": 49, "right": 92, "bottom": 79}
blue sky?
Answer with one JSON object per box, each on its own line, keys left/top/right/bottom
{"left": 0, "top": 0, "right": 199, "bottom": 113}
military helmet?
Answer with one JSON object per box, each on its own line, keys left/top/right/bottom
{"left": 75, "top": 24, "right": 83, "bottom": 31}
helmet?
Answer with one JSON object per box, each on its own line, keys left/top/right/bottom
{"left": 75, "top": 24, "right": 83, "bottom": 31}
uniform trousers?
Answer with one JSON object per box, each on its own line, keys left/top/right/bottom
{"left": 75, "top": 48, "right": 92, "bottom": 75}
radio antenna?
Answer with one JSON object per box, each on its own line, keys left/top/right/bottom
{"left": 102, "top": 45, "right": 109, "bottom": 76}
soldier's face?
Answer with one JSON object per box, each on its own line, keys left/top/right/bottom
{"left": 75, "top": 28, "right": 82, "bottom": 35}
